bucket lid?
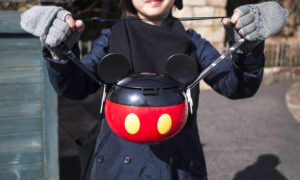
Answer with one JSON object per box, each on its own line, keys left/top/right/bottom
{"left": 116, "top": 73, "right": 178, "bottom": 89}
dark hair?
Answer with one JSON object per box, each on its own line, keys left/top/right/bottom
{"left": 120, "top": 0, "right": 183, "bottom": 18}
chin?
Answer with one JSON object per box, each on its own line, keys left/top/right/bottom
{"left": 148, "top": 14, "right": 164, "bottom": 19}
{"left": 144, "top": 10, "right": 168, "bottom": 19}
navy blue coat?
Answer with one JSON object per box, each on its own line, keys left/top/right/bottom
{"left": 43, "top": 28, "right": 265, "bottom": 180}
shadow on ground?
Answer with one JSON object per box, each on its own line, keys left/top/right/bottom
{"left": 233, "top": 154, "right": 287, "bottom": 180}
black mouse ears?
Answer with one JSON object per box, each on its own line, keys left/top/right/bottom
{"left": 98, "top": 53, "right": 198, "bottom": 85}
{"left": 98, "top": 53, "right": 130, "bottom": 84}
{"left": 165, "top": 54, "right": 198, "bottom": 85}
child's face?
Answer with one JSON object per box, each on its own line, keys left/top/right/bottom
{"left": 132, "top": 0, "right": 175, "bottom": 22}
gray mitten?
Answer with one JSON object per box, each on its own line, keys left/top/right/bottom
{"left": 225, "top": 1, "right": 288, "bottom": 52}
{"left": 20, "top": 6, "right": 84, "bottom": 50}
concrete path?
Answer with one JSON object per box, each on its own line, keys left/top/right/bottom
{"left": 197, "top": 82, "right": 300, "bottom": 180}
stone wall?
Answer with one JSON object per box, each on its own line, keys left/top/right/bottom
{"left": 174, "top": 0, "right": 228, "bottom": 51}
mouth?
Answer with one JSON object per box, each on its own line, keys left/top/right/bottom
{"left": 146, "top": 0, "right": 163, "bottom": 6}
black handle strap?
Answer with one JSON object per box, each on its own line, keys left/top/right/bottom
{"left": 187, "top": 38, "right": 245, "bottom": 90}
{"left": 82, "top": 16, "right": 228, "bottom": 23}
{"left": 58, "top": 43, "right": 104, "bottom": 86}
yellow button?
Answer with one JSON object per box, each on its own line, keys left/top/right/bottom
{"left": 125, "top": 113, "right": 140, "bottom": 134}
{"left": 157, "top": 114, "right": 172, "bottom": 135}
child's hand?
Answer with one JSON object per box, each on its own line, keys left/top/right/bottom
{"left": 222, "top": 12, "right": 242, "bottom": 36}
{"left": 20, "top": 6, "right": 84, "bottom": 49}
{"left": 43, "top": 12, "right": 84, "bottom": 48}
{"left": 222, "top": 1, "right": 288, "bottom": 42}
{"left": 221, "top": 1, "right": 288, "bottom": 53}
{"left": 53, "top": 15, "right": 84, "bottom": 46}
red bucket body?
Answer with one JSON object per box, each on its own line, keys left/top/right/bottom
{"left": 104, "top": 74, "right": 189, "bottom": 144}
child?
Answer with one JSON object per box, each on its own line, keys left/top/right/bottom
{"left": 21, "top": 0, "right": 288, "bottom": 179}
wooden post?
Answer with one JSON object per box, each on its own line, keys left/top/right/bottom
{"left": 0, "top": 11, "right": 59, "bottom": 180}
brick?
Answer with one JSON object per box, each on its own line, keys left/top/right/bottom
{"left": 193, "top": 26, "right": 226, "bottom": 44}
{"left": 193, "top": 7, "right": 215, "bottom": 17}
{"left": 191, "top": 19, "right": 213, "bottom": 27}
{"left": 214, "top": 7, "right": 227, "bottom": 16}
{"left": 183, "top": 0, "right": 228, "bottom": 7}
{"left": 183, "top": 0, "right": 206, "bottom": 6}
{"left": 174, "top": 6, "right": 193, "bottom": 17}
{"left": 173, "top": 6, "right": 193, "bottom": 27}
{"left": 206, "top": 0, "right": 228, "bottom": 8}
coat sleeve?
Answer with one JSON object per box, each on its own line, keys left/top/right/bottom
{"left": 188, "top": 29, "right": 265, "bottom": 99}
{"left": 43, "top": 29, "right": 111, "bottom": 100}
